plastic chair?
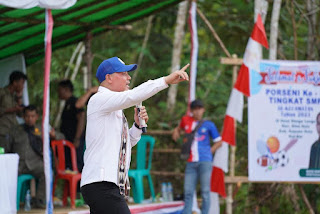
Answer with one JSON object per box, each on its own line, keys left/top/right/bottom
{"left": 51, "top": 140, "right": 81, "bottom": 209}
{"left": 17, "top": 174, "right": 35, "bottom": 210}
{"left": 128, "top": 135, "right": 156, "bottom": 203}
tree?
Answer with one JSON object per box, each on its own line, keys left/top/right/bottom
{"left": 306, "top": 0, "right": 317, "bottom": 60}
{"left": 166, "top": 0, "right": 188, "bottom": 114}
{"left": 269, "top": 0, "right": 282, "bottom": 60}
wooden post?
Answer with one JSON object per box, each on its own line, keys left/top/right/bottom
{"left": 226, "top": 54, "right": 239, "bottom": 214}
{"left": 194, "top": 9, "right": 244, "bottom": 212}
{"left": 84, "top": 31, "right": 93, "bottom": 89}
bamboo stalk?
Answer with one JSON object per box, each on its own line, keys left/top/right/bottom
{"left": 150, "top": 171, "right": 184, "bottom": 177}
{"left": 287, "top": 0, "right": 298, "bottom": 60}
{"left": 130, "top": 15, "right": 154, "bottom": 87}
{"left": 196, "top": 8, "right": 231, "bottom": 58}
{"left": 226, "top": 58, "right": 239, "bottom": 214}
{"left": 144, "top": 130, "right": 173, "bottom": 135}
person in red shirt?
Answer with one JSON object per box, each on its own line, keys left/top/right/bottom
{"left": 172, "top": 100, "right": 222, "bottom": 214}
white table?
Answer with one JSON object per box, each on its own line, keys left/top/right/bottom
{"left": 0, "top": 154, "right": 19, "bottom": 214}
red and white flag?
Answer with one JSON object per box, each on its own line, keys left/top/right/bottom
{"left": 222, "top": 13, "right": 268, "bottom": 147}
{"left": 210, "top": 14, "right": 268, "bottom": 213}
{"left": 43, "top": 9, "right": 54, "bottom": 214}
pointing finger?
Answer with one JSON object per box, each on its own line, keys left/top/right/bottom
{"left": 180, "top": 63, "right": 190, "bottom": 72}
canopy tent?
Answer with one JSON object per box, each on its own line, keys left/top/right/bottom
{"left": 0, "top": 0, "right": 184, "bottom": 65}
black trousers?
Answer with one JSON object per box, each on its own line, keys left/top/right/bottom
{"left": 81, "top": 181, "right": 131, "bottom": 214}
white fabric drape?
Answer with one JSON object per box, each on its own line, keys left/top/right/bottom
{"left": 0, "top": 154, "right": 19, "bottom": 214}
{"left": 0, "top": 0, "right": 76, "bottom": 9}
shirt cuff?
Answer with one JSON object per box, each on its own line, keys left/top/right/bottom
{"left": 130, "top": 123, "right": 143, "bottom": 137}
{"left": 160, "top": 77, "right": 169, "bottom": 88}
{"left": 129, "top": 124, "right": 142, "bottom": 147}
{"left": 134, "top": 122, "right": 142, "bottom": 129}
{"left": 213, "top": 136, "right": 222, "bottom": 142}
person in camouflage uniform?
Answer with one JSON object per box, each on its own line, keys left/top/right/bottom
{"left": 7, "top": 105, "right": 62, "bottom": 208}
{"left": 0, "top": 71, "right": 27, "bottom": 152}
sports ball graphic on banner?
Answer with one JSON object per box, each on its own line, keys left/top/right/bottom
{"left": 249, "top": 60, "right": 320, "bottom": 181}
{"left": 256, "top": 137, "right": 297, "bottom": 170}
{"left": 274, "top": 150, "right": 289, "bottom": 167}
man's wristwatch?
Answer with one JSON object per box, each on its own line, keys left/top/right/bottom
{"left": 134, "top": 122, "right": 142, "bottom": 129}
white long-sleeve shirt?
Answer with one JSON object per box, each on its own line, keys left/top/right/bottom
{"left": 80, "top": 77, "right": 168, "bottom": 187}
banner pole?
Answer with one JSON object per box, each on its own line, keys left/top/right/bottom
{"left": 43, "top": 9, "right": 54, "bottom": 214}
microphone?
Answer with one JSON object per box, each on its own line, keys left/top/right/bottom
{"left": 136, "top": 102, "right": 147, "bottom": 133}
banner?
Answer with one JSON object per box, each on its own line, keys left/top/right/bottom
{"left": 249, "top": 60, "right": 320, "bottom": 181}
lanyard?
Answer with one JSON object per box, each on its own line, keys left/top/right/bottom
{"left": 117, "top": 112, "right": 130, "bottom": 198}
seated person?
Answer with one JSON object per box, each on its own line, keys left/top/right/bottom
{"left": 7, "top": 105, "right": 61, "bottom": 208}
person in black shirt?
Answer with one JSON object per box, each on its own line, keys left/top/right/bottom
{"left": 58, "top": 80, "right": 85, "bottom": 171}
{"left": 75, "top": 86, "right": 98, "bottom": 109}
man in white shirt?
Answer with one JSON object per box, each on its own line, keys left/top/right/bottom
{"left": 80, "top": 56, "right": 189, "bottom": 214}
